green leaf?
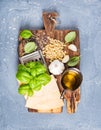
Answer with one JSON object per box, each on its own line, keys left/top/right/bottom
{"left": 34, "top": 86, "right": 42, "bottom": 91}
{"left": 28, "top": 88, "right": 34, "bottom": 97}
{"left": 67, "top": 56, "right": 80, "bottom": 67}
{"left": 16, "top": 71, "right": 32, "bottom": 84}
{"left": 25, "top": 62, "right": 36, "bottom": 69}
{"left": 18, "top": 84, "right": 29, "bottom": 95}
{"left": 29, "top": 73, "right": 51, "bottom": 91}
{"left": 30, "top": 69, "right": 37, "bottom": 77}
{"left": 29, "top": 79, "right": 42, "bottom": 91}
{"left": 37, "top": 73, "right": 51, "bottom": 86}
{"left": 20, "top": 30, "right": 33, "bottom": 39}
{"left": 18, "top": 84, "right": 34, "bottom": 97}
{"left": 16, "top": 61, "right": 50, "bottom": 96}
{"left": 24, "top": 42, "right": 37, "bottom": 54}
{"left": 18, "top": 64, "right": 30, "bottom": 73}
{"left": 65, "top": 31, "right": 76, "bottom": 43}
{"left": 36, "top": 65, "right": 47, "bottom": 75}
{"left": 29, "top": 79, "right": 36, "bottom": 89}
{"left": 30, "top": 61, "right": 47, "bottom": 77}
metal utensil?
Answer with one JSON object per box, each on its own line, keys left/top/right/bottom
{"left": 19, "top": 50, "right": 47, "bottom": 68}
{"left": 60, "top": 68, "right": 83, "bottom": 99}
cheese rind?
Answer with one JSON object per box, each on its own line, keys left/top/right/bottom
{"left": 25, "top": 75, "right": 64, "bottom": 110}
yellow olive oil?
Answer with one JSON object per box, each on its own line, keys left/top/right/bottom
{"left": 61, "top": 69, "right": 82, "bottom": 91}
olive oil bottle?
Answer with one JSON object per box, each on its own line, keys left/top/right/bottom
{"left": 61, "top": 68, "right": 82, "bottom": 91}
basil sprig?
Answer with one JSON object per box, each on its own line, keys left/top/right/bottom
{"left": 18, "top": 84, "right": 34, "bottom": 97}
{"left": 65, "top": 31, "right": 76, "bottom": 43}
{"left": 16, "top": 61, "right": 51, "bottom": 97}
{"left": 24, "top": 42, "right": 37, "bottom": 54}
{"left": 20, "top": 30, "right": 33, "bottom": 39}
{"left": 67, "top": 56, "right": 80, "bottom": 67}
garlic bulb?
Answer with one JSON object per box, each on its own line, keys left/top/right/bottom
{"left": 68, "top": 44, "right": 77, "bottom": 52}
{"left": 49, "top": 60, "right": 65, "bottom": 75}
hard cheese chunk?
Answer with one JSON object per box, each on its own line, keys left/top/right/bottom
{"left": 25, "top": 75, "right": 64, "bottom": 110}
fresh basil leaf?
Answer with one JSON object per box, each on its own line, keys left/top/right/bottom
{"left": 29, "top": 79, "right": 36, "bottom": 89}
{"left": 20, "top": 30, "right": 32, "bottom": 39}
{"left": 25, "top": 62, "right": 36, "bottom": 69}
{"left": 34, "top": 86, "right": 42, "bottom": 91}
{"left": 30, "top": 61, "right": 47, "bottom": 77}
{"left": 29, "top": 79, "right": 42, "bottom": 91}
{"left": 29, "top": 73, "right": 51, "bottom": 91}
{"left": 36, "top": 65, "right": 47, "bottom": 75}
{"left": 67, "top": 56, "right": 80, "bottom": 67}
{"left": 24, "top": 42, "right": 37, "bottom": 54}
{"left": 16, "top": 61, "right": 50, "bottom": 96}
{"left": 18, "top": 84, "right": 29, "bottom": 95}
{"left": 18, "top": 84, "right": 34, "bottom": 97}
{"left": 65, "top": 31, "right": 76, "bottom": 43}
{"left": 28, "top": 88, "right": 34, "bottom": 97}
{"left": 16, "top": 71, "right": 32, "bottom": 84}
{"left": 37, "top": 73, "right": 51, "bottom": 86}
{"left": 30, "top": 69, "right": 37, "bottom": 77}
{"left": 18, "top": 64, "right": 30, "bottom": 73}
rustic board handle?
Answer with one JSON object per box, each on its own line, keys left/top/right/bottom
{"left": 42, "top": 12, "right": 58, "bottom": 35}
{"left": 65, "top": 87, "right": 80, "bottom": 113}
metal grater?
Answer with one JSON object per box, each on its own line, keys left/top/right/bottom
{"left": 19, "top": 50, "right": 47, "bottom": 68}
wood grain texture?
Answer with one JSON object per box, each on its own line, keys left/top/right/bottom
{"left": 28, "top": 107, "right": 62, "bottom": 113}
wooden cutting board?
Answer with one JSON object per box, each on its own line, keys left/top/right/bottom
{"left": 18, "top": 12, "right": 80, "bottom": 113}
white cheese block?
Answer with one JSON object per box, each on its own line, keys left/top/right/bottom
{"left": 25, "top": 75, "right": 64, "bottom": 110}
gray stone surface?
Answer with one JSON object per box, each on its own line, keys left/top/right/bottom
{"left": 0, "top": 0, "right": 101, "bottom": 130}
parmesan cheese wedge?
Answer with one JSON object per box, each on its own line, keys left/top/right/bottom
{"left": 25, "top": 75, "right": 64, "bottom": 110}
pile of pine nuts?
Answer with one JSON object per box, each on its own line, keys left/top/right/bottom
{"left": 42, "top": 37, "right": 66, "bottom": 62}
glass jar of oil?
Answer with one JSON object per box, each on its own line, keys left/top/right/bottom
{"left": 61, "top": 68, "right": 83, "bottom": 91}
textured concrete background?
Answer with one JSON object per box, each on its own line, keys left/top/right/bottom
{"left": 0, "top": 0, "right": 101, "bottom": 130}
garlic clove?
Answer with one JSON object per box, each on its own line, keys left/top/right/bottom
{"left": 62, "top": 55, "right": 70, "bottom": 63}
{"left": 68, "top": 44, "right": 77, "bottom": 52}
